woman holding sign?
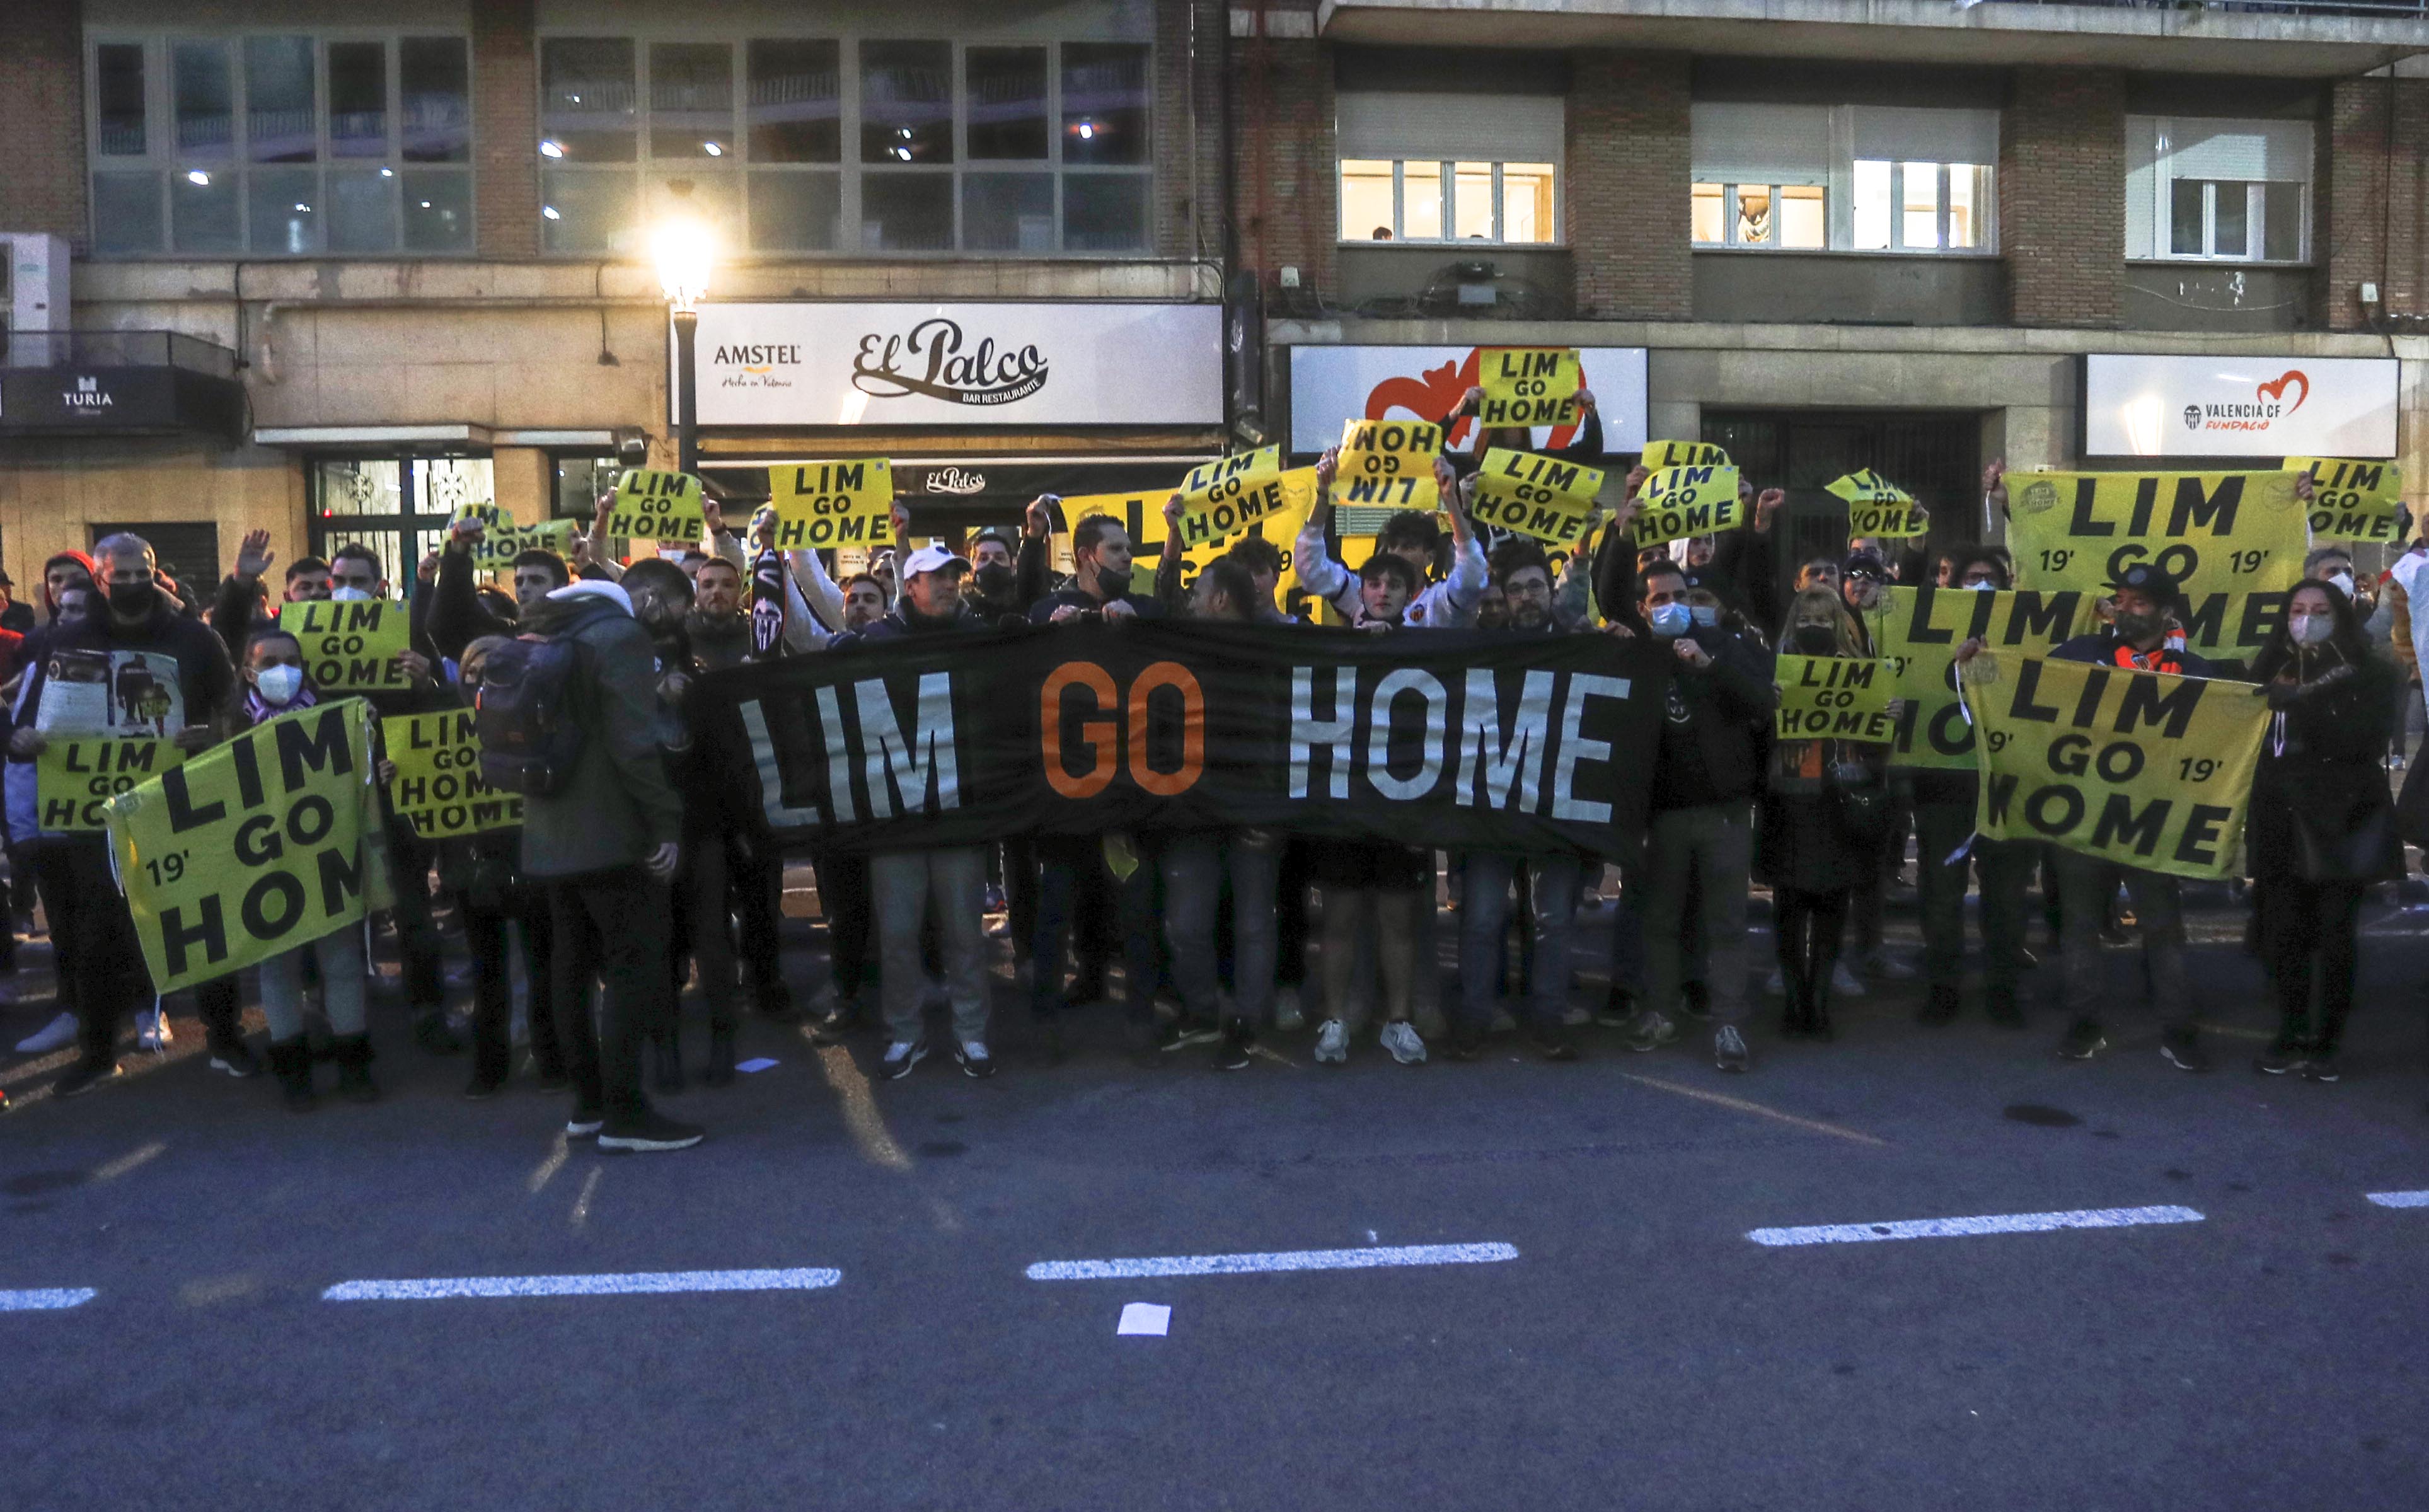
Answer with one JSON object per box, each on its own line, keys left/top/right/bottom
{"left": 2247, "top": 580, "right": 2402, "bottom": 1083}
{"left": 1758, "top": 590, "right": 1889, "bottom": 1042}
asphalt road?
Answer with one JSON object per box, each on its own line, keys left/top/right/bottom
{"left": 4, "top": 872, "right": 2427, "bottom": 1511}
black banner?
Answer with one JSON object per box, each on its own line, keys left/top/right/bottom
{"left": 693, "top": 623, "right": 1669, "bottom": 857}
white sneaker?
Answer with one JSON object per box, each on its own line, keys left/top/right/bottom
{"left": 1863, "top": 949, "right": 1916, "bottom": 982}
{"left": 1313, "top": 1019, "right": 1349, "bottom": 1065}
{"left": 1380, "top": 1021, "right": 1427, "bottom": 1065}
{"left": 1274, "top": 986, "right": 1305, "bottom": 1033}
{"left": 1832, "top": 962, "right": 1867, "bottom": 997}
{"left": 137, "top": 1005, "right": 173, "bottom": 1054}
{"left": 1764, "top": 966, "right": 1786, "bottom": 997}
{"left": 14, "top": 1010, "right": 76, "bottom": 1055}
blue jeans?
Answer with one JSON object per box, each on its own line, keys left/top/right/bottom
{"left": 1161, "top": 829, "right": 1283, "bottom": 1027}
{"left": 258, "top": 926, "right": 368, "bottom": 1042}
{"left": 1457, "top": 853, "right": 1581, "bottom": 1032}
{"left": 1030, "top": 834, "right": 1158, "bottom": 1025}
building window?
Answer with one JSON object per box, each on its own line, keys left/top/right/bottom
{"left": 1691, "top": 103, "right": 1997, "bottom": 255}
{"left": 2128, "top": 117, "right": 2310, "bottom": 263}
{"left": 310, "top": 456, "right": 491, "bottom": 595}
{"left": 1336, "top": 92, "right": 1564, "bottom": 245}
{"left": 536, "top": 36, "right": 1150, "bottom": 257}
{"left": 86, "top": 33, "right": 472, "bottom": 258}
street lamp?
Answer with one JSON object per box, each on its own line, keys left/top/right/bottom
{"left": 652, "top": 214, "right": 715, "bottom": 476}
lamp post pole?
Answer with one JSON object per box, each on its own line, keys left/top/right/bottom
{"left": 674, "top": 304, "right": 700, "bottom": 476}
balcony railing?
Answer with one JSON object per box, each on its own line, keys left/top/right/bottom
{"left": 0, "top": 329, "right": 239, "bottom": 379}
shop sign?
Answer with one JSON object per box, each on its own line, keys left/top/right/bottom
{"left": 681, "top": 303, "right": 1223, "bottom": 428}
{"left": 2084, "top": 354, "right": 2397, "bottom": 459}
{"left": 1287, "top": 345, "right": 1648, "bottom": 455}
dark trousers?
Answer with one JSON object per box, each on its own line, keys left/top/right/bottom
{"left": 670, "top": 827, "right": 741, "bottom": 1033}
{"left": 811, "top": 849, "right": 874, "bottom": 1002}
{"left": 1001, "top": 835, "right": 1038, "bottom": 965}
{"left": 548, "top": 867, "right": 673, "bottom": 1122}
{"left": 1913, "top": 802, "right": 2035, "bottom": 996}
{"left": 1276, "top": 838, "right": 1315, "bottom": 988}
{"left": 188, "top": 976, "right": 246, "bottom": 1053}
{"left": 730, "top": 835, "right": 785, "bottom": 999}
{"left": 1030, "top": 834, "right": 1158, "bottom": 1024}
{"left": 32, "top": 838, "right": 148, "bottom": 1071}
{"left": 2261, "top": 875, "right": 2366, "bottom": 1054}
{"left": 387, "top": 826, "right": 444, "bottom": 1012}
{"left": 465, "top": 886, "right": 559, "bottom": 1084}
{"left": 1775, "top": 886, "right": 1852, "bottom": 1019}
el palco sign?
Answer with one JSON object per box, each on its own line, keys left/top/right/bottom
{"left": 675, "top": 302, "right": 1224, "bottom": 428}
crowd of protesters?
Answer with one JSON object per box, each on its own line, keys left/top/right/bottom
{"left": 1, "top": 385, "right": 2415, "bottom": 1150}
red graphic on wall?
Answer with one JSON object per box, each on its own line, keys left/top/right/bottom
{"left": 1361, "top": 349, "right": 1582, "bottom": 451}
{"left": 2256, "top": 370, "right": 2308, "bottom": 415}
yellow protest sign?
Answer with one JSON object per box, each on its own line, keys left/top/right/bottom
{"left": 1827, "top": 470, "right": 1929, "bottom": 538}
{"left": 1774, "top": 655, "right": 1895, "bottom": 742}
{"left": 36, "top": 737, "right": 185, "bottom": 833}
{"left": 451, "top": 505, "right": 579, "bottom": 569}
{"left": 1338, "top": 419, "right": 1443, "bottom": 512}
{"left": 1641, "top": 440, "right": 1732, "bottom": 471}
{"left": 1467, "top": 448, "right": 1606, "bottom": 548}
{"left": 1475, "top": 347, "right": 1581, "bottom": 428}
{"left": 1963, "top": 651, "right": 2266, "bottom": 880}
{"left": 1068, "top": 487, "right": 1317, "bottom": 597}
{"left": 280, "top": 599, "right": 413, "bottom": 693}
{"left": 2005, "top": 470, "right": 2306, "bottom": 664}
{"left": 1867, "top": 587, "right": 2099, "bottom": 770}
{"left": 105, "top": 699, "right": 381, "bottom": 995}
{"left": 381, "top": 709, "right": 523, "bottom": 839}
{"left": 2292, "top": 458, "right": 2406, "bottom": 544}
{"left": 607, "top": 468, "right": 708, "bottom": 543}
{"left": 1630, "top": 464, "right": 1743, "bottom": 548}
{"left": 767, "top": 459, "right": 895, "bottom": 551}
{"left": 1177, "top": 447, "right": 1297, "bottom": 551}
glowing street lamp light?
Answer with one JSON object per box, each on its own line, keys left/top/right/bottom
{"left": 652, "top": 214, "right": 716, "bottom": 475}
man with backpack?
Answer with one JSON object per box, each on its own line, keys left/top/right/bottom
{"left": 481, "top": 577, "right": 698, "bottom": 1152}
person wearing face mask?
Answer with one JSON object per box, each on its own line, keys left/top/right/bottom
{"left": 1758, "top": 590, "right": 1891, "bottom": 1043}
{"left": 1912, "top": 551, "right": 2036, "bottom": 1029}
{"left": 2245, "top": 580, "right": 2400, "bottom": 1083}
{"left": 965, "top": 530, "right": 1024, "bottom": 621}
{"left": 2026, "top": 560, "right": 2224, "bottom": 1068}
{"left": 233, "top": 628, "right": 379, "bottom": 1109}
{"left": 1615, "top": 559, "right": 1777, "bottom": 1071}
{"left": 1830, "top": 548, "right": 1912, "bottom": 991}
{"left": 9, "top": 533, "right": 239, "bottom": 1099}
{"left": 5, "top": 579, "right": 101, "bottom": 1059}
{"left": 423, "top": 512, "right": 570, "bottom": 661}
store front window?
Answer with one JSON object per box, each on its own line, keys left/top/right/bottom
{"left": 310, "top": 456, "right": 493, "bottom": 596}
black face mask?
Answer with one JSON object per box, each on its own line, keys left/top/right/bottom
{"left": 1094, "top": 565, "right": 1133, "bottom": 601}
{"left": 1793, "top": 625, "right": 1837, "bottom": 655}
{"left": 107, "top": 580, "right": 158, "bottom": 618}
{"left": 974, "top": 563, "right": 1015, "bottom": 600}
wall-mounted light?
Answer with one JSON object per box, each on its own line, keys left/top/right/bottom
{"left": 187, "top": 170, "right": 211, "bottom": 185}
{"left": 540, "top": 139, "right": 566, "bottom": 159}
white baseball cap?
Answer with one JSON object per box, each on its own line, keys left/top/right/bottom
{"left": 901, "top": 545, "right": 971, "bottom": 577}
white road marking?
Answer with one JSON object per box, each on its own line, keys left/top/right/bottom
{"left": 0, "top": 1288, "right": 96, "bottom": 1311}
{"left": 568, "top": 1167, "right": 601, "bottom": 1232}
{"left": 2365, "top": 1190, "right": 2429, "bottom": 1209}
{"left": 1748, "top": 1204, "right": 2205, "bottom": 1247}
{"left": 91, "top": 1140, "right": 166, "bottom": 1181}
{"left": 1026, "top": 1242, "right": 1518, "bottom": 1281}
{"left": 321, "top": 1268, "right": 842, "bottom": 1301}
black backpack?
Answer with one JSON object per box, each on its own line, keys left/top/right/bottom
{"left": 475, "top": 632, "right": 590, "bottom": 797}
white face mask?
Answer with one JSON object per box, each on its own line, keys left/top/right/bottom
{"left": 253, "top": 664, "right": 304, "bottom": 705}
{"left": 330, "top": 585, "right": 375, "bottom": 603}
{"left": 2290, "top": 613, "right": 2335, "bottom": 645}
{"left": 1965, "top": 579, "right": 1997, "bottom": 592}
{"left": 2326, "top": 572, "right": 2355, "bottom": 599}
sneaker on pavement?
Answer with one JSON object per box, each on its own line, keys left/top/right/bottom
{"left": 2159, "top": 1027, "right": 2211, "bottom": 1073}
{"left": 1622, "top": 1010, "right": 1678, "bottom": 1054}
{"left": 952, "top": 1039, "right": 996, "bottom": 1079}
{"left": 1714, "top": 1025, "right": 1751, "bottom": 1073}
{"left": 881, "top": 1040, "right": 928, "bottom": 1080}
{"left": 2255, "top": 1045, "right": 2307, "bottom": 1076}
{"left": 1830, "top": 962, "right": 1867, "bottom": 998}
{"left": 2057, "top": 1020, "right": 2108, "bottom": 1061}
{"left": 54, "top": 1060, "right": 123, "bottom": 1099}
{"left": 598, "top": 1111, "right": 706, "bottom": 1153}
{"left": 2302, "top": 1052, "right": 2342, "bottom": 1083}
{"left": 1381, "top": 1021, "right": 1428, "bottom": 1065}
{"left": 14, "top": 1011, "right": 77, "bottom": 1056}
{"left": 1313, "top": 1019, "right": 1349, "bottom": 1065}
{"left": 1157, "top": 1017, "right": 1221, "bottom": 1053}
{"left": 1595, "top": 990, "right": 1640, "bottom": 1029}
{"left": 1214, "top": 1019, "right": 1254, "bottom": 1071}
{"left": 207, "top": 1041, "right": 262, "bottom": 1078}
{"left": 565, "top": 1113, "right": 604, "bottom": 1139}
{"left": 1273, "top": 987, "right": 1306, "bottom": 1033}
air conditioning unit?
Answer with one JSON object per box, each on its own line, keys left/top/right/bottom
{"left": 0, "top": 232, "right": 72, "bottom": 366}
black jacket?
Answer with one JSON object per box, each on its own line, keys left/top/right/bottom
{"left": 2249, "top": 648, "right": 2400, "bottom": 883}
{"left": 1649, "top": 626, "right": 1776, "bottom": 813}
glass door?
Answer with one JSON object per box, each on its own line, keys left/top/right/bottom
{"left": 310, "top": 456, "right": 493, "bottom": 597}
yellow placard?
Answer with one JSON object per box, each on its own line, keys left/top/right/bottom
{"left": 451, "top": 505, "right": 579, "bottom": 568}
{"left": 2006, "top": 469, "right": 2306, "bottom": 666}
{"left": 2292, "top": 458, "right": 2406, "bottom": 544}
{"left": 280, "top": 599, "right": 413, "bottom": 693}
{"left": 1773, "top": 655, "right": 1896, "bottom": 743}
{"left": 1827, "top": 471, "right": 1929, "bottom": 538}
{"left": 766, "top": 459, "right": 895, "bottom": 551}
{"left": 36, "top": 737, "right": 185, "bottom": 833}
{"left": 608, "top": 468, "right": 709, "bottom": 543}
{"left": 1467, "top": 447, "right": 1607, "bottom": 548}
{"left": 1641, "top": 440, "right": 1733, "bottom": 471}
{"left": 1867, "top": 586, "right": 2100, "bottom": 771}
{"left": 1630, "top": 464, "right": 1743, "bottom": 548}
{"left": 1069, "top": 487, "right": 1317, "bottom": 596}
{"left": 381, "top": 710, "right": 524, "bottom": 839}
{"left": 1177, "top": 446, "right": 1298, "bottom": 551}
{"left": 1475, "top": 347, "right": 1581, "bottom": 428}
{"left": 1963, "top": 651, "right": 2266, "bottom": 880}
{"left": 1338, "top": 419, "right": 1443, "bottom": 512}
{"left": 104, "top": 700, "right": 381, "bottom": 995}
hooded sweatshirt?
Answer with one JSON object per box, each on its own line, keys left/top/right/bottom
{"left": 512, "top": 581, "right": 684, "bottom": 879}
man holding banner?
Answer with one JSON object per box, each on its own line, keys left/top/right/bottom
{"left": 11, "top": 531, "right": 239, "bottom": 1098}
{"left": 1296, "top": 450, "right": 1483, "bottom": 628}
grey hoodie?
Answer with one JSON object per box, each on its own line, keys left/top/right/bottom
{"left": 515, "top": 582, "right": 685, "bottom": 879}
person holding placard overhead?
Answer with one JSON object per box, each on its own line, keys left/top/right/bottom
{"left": 1295, "top": 450, "right": 1483, "bottom": 629}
